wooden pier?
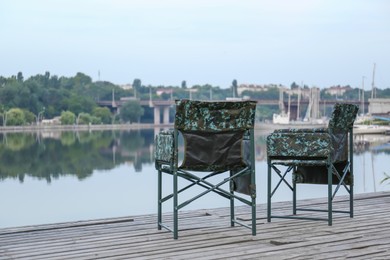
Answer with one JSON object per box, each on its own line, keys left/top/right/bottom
{"left": 1, "top": 191, "right": 390, "bottom": 259}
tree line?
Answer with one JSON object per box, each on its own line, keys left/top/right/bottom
{"left": 1, "top": 72, "right": 389, "bottom": 126}
{"left": 0, "top": 72, "right": 245, "bottom": 125}
{"left": 0, "top": 72, "right": 135, "bottom": 126}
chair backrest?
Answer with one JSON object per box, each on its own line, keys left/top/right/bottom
{"left": 175, "top": 99, "right": 256, "bottom": 131}
{"left": 174, "top": 99, "right": 256, "bottom": 171}
{"left": 327, "top": 103, "right": 359, "bottom": 162}
{"left": 328, "top": 103, "right": 359, "bottom": 133}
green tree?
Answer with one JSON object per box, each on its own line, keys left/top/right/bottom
{"left": 256, "top": 105, "right": 279, "bottom": 121}
{"left": 77, "top": 112, "right": 92, "bottom": 125}
{"left": 23, "top": 110, "right": 36, "bottom": 125}
{"left": 17, "top": 72, "right": 24, "bottom": 82}
{"left": 6, "top": 108, "right": 25, "bottom": 126}
{"left": 232, "top": 79, "right": 238, "bottom": 98}
{"left": 133, "top": 79, "right": 142, "bottom": 89}
{"left": 92, "top": 107, "right": 112, "bottom": 124}
{"left": 76, "top": 113, "right": 102, "bottom": 125}
{"left": 60, "top": 111, "right": 76, "bottom": 125}
{"left": 120, "top": 100, "right": 144, "bottom": 123}
{"left": 132, "top": 78, "right": 142, "bottom": 98}
{"left": 181, "top": 80, "right": 187, "bottom": 89}
{"left": 291, "top": 82, "right": 299, "bottom": 89}
{"left": 90, "top": 116, "right": 101, "bottom": 124}
{"left": 73, "top": 72, "right": 92, "bottom": 86}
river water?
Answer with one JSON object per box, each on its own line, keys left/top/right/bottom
{"left": 0, "top": 129, "right": 389, "bottom": 228}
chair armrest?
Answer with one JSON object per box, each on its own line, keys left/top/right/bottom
{"left": 154, "top": 130, "right": 174, "bottom": 167}
{"left": 267, "top": 132, "right": 333, "bottom": 159}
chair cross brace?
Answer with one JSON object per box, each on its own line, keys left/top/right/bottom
{"left": 270, "top": 165, "right": 294, "bottom": 197}
{"left": 171, "top": 167, "right": 253, "bottom": 211}
{"left": 159, "top": 169, "right": 229, "bottom": 203}
{"left": 331, "top": 162, "right": 351, "bottom": 199}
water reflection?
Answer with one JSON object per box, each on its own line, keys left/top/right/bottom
{"left": 0, "top": 130, "right": 156, "bottom": 183}
{"left": 0, "top": 130, "right": 389, "bottom": 183}
{"left": 353, "top": 135, "right": 390, "bottom": 195}
{"left": 0, "top": 129, "right": 389, "bottom": 228}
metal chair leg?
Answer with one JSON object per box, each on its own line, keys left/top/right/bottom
{"left": 173, "top": 170, "right": 178, "bottom": 239}
{"left": 350, "top": 184, "right": 354, "bottom": 218}
{"left": 251, "top": 168, "right": 256, "bottom": 236}
{"left": 251, "top": 196, "right": 256, "bottom": 235}
{"left": 328, "top": 165, "right": 333, "bottom": 226}
{"left": 293, "top": 180, "right": 297, "bottom": 215}
{"left": 230, "top": 187, "right": 235, "bottom": 227}
{"left": 267, "top": 161, "right": 272, "bottom": 223}
{"left": 158, "top": 169, "right": 162, "bottom": 230}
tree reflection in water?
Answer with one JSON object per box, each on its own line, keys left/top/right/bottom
{"left": 0, "top": 130, "right": 389, "bottom": 185}
{"left": 0, "top": 129, "right": 390, "bottom": 228}
{"left": 0, "top": 129, "right": 155, "bottom": 183}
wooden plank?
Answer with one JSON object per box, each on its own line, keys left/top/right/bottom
{"left": 1, "top": 191, "right": 390, "bottom": 259}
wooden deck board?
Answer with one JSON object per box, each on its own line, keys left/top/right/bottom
{"left": 1, "top": 191, "right": 390, "bottom": 259}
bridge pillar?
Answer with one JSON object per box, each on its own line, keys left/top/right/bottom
{"left": 154, "top": 107, "right": 161, "bottom": 125}
{"left": 163, "top": 106, "right": 170, "bottom": 124}
{"left": 153, "top": 105, "right": 171, "bottom": 125}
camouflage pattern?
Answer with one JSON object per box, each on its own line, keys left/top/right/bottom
{"left": 328, "top": 103, "right": 359, "bottom": 133}
{"left": 274, "top": 128, "right": 327, "bottom": 134}
{"left": 267, "top": 103, "right": 358, "bottom": 185}
{"left": 175, "top": 99, "right": 256, "bottom": 131}
{"left": 267, "top": 103, "right": 358, "bottom": 162}
{"left": 267, "top": 132, "right": 333, "bottom": 159}
{"left": 154, "top": 130, "right": 174, "bottom": 166}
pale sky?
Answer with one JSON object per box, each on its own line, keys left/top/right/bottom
{"left": 1, "top": 0, "right": 389, "bottom": 89}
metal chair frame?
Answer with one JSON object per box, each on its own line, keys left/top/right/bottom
{"left": 155, "top": 100, "right": 257, "bottom": 239}
{"left": 266, "top": 104, "right": 358, "bottom": 225}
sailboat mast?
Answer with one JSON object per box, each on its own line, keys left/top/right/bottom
{"left": 297, "top": 82, "right": 301, "bottom": 120}
{"left": 371, "top": 63, "right": 376, "bottom": 99}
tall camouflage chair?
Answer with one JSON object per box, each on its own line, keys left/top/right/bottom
{"left": 155, "top": 99, "right": 257, "bottom": 239}
{"left": 266, "top": 103, "right": 359, "bottom": 225}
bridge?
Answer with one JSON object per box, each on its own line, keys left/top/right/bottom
{"left": 97, "top": 99, "right": 368, "bottom": 125}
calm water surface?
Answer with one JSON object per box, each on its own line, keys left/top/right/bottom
{"left": 0, "top": 129, "right": 389, "bottom": 228}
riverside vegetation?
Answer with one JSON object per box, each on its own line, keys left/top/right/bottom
{"left": 1, "top": 72, "right": 390, "bottom": 126}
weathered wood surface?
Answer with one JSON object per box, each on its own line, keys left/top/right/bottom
{"left": 1, "top": 191, "right": 390, "bottom": 259}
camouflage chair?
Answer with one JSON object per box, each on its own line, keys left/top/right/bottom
{"left": 266, "top": 103, "right": 359, "bottom": 225}
{"left": 155, "top": 99, "right": 257, "bottom": 239}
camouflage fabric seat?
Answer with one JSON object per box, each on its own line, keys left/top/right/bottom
{"left": 155, "top": 99, "right": 257, "bottom": 239}
{"left": 266, "top": 103, "right": 359, "bottom": 225}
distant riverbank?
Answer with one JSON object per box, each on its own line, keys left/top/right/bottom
{"left": 0, "top": 122, "right": 324, "bottom": 133}
{"left": 0, "top": 123, "right": 174, "bottom": 133}
{"left": 2, "top": 122, "right": 388, "bottom": 135}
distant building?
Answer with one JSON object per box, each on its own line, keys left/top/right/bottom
{"left": 325, "top": 85, "right": 351, "bottom": 96}
{"left": 42, "top": 116, "right": 61, "bottom": 125}
{"left": 237, "top": 84, "right": 286, "bottom": 96}
{"left": 156, "top": 88, "right": 173, "bottom": 96}
{"left": 119, "top": 84, "right": 133, "bottom": 90}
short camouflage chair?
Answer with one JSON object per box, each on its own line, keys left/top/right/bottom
{"left": 155, "top": 99, "right": 257, "bottom": 239}
{"left": 266, "top": 103, "right": 359, "bottom": 225}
